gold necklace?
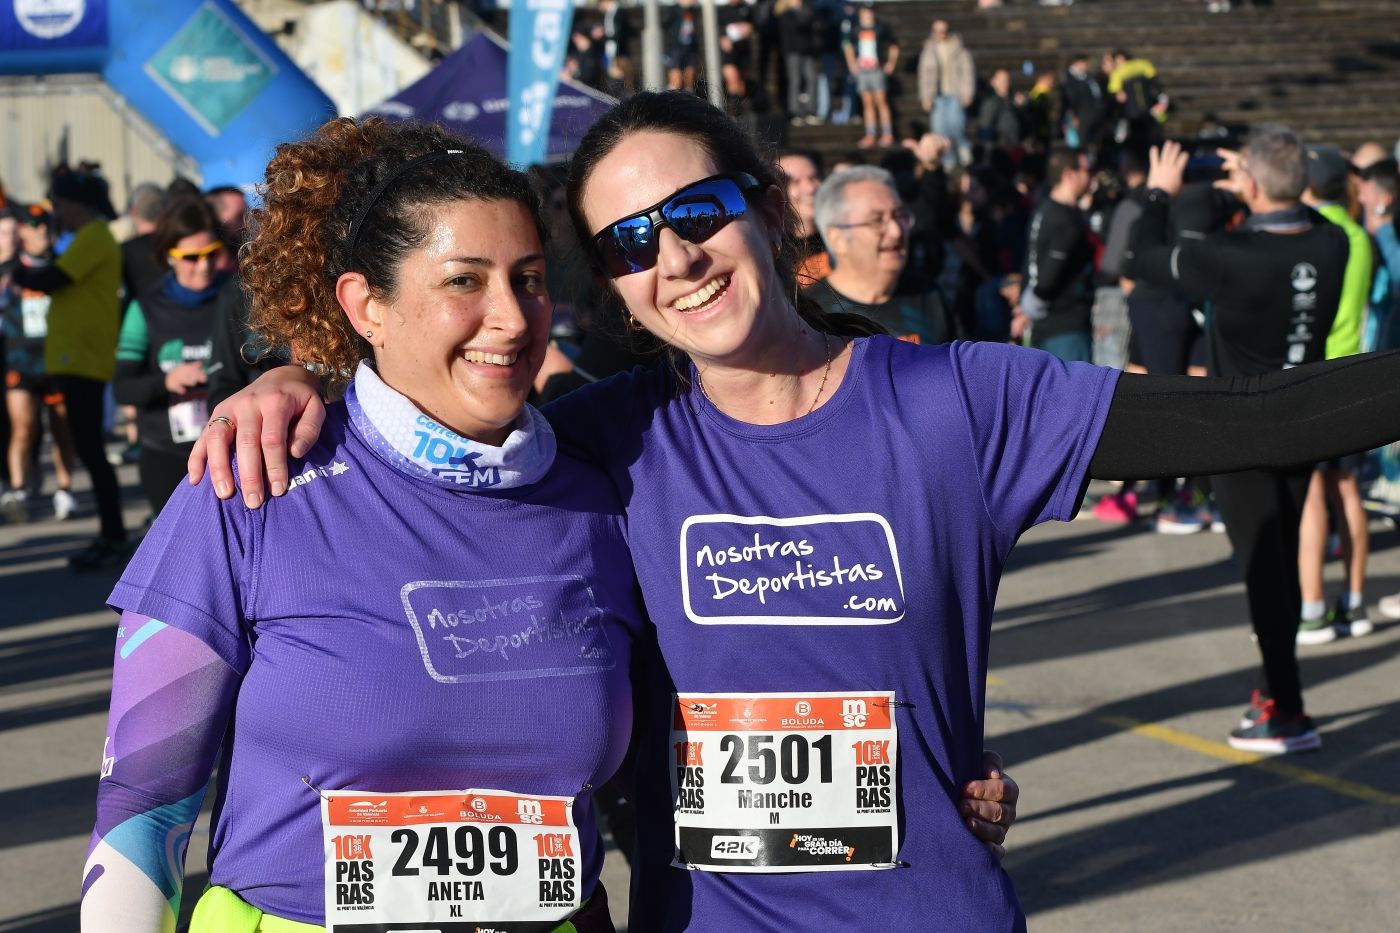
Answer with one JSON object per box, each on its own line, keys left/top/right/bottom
{"left": 699, "top": 332, "right": 834, "bottom": 417}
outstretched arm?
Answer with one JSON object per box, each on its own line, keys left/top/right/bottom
{"left": 1090, "top": 351, "right": 1400, "bottom": 479}
{"left": 82, "top": 613, "right": 240, "bottom": 932}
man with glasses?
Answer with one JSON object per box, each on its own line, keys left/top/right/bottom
{"left": 1012, "top": 145, "right": 1096, "bottom": 362}
{"left": 806, "top": 165, "right": 956, "bottom": 344}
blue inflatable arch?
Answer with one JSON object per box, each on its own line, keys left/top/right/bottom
{"left": 1, "top": 0, "right": 335, "bottom": 189}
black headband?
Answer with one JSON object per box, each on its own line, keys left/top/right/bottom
{"left": 344, "top": 150, "right": 464, "bottom": 268}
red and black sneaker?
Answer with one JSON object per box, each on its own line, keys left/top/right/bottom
{"left": 1228, "top": 696, "right": 1320, "bottom": 754}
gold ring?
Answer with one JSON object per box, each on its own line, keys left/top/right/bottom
{"left": 207, "top": 415, "right": 234, "bottom": 431}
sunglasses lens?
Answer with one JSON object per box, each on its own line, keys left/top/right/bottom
{"left": 663, "top": 179, "right": 749, "bottom": 245}
{"left": 599, "top": 215, "right": 659, "bottom": 277}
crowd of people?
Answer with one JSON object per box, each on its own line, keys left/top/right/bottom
{"left": 564, "top": 3, "right": 1169, "bottom": 157}
{"left": 0, "top": 170, "right": 278, "bottom": 568}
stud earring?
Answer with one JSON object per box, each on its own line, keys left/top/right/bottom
{"left": 364, "top": 330, "right": 373, "bottom": 338}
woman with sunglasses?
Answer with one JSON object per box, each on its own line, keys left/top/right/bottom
{"left": 112, "top": 197, "right": 229, "bottom": 517}
{"left": 194, "top": 95, "right": 1400, "bottom": 928}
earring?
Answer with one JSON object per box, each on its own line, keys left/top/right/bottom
{"left": 364, "top": 330, "right": 373, "bottom": 338}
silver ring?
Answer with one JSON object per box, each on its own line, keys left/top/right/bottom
{"left": 207, "top": 415, "right": 234, "bottom": 431}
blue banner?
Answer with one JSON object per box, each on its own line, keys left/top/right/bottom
{"left": 506, "top": 0, "right": 574, "bottom": 168}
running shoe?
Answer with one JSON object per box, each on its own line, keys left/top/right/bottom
{"left": 1296, "top": 612, "right": 1338, "bottom": 646}
{"left": 1237, "top": 689, "right": 1271, "bottom": 730}
{"left": 1205, "top": 507, "right": 1226, "bottom": 533}
{"left": 858, "top": 134, "right": 876, "bottom": 149}
{"left": 53, "top": 488, "right": 77, "bottom": 521}
{"left": 1092, "top": 490, "right": 1138, "bottom": 523}
{"left": 1228, "top": 699, "right": 1320, "bottom": 754}
{"left": 878, "top": 133, "right": 896, "bottom": 147}
{"left": 1, "top": 489, "right": 29, "bottom": 524}
{"left": 68, "top": 537, "right": 135, "bottom": 572}
{"left": 1376, "top": 591, "right": 1400, "bottom": 620}
{"left": 1328, "top": 601, "right": 1374, "bottom": 640}
{"left": 1155, "top": 501, "right": 1205, "bottom": 534}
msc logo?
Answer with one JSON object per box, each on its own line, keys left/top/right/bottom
{"left": 794, "top": 700, "right": 812, "bottom": 716}
{"left": 711, "top": 835, "right": 761, "bottom": 859}
{"left": 516, "top": 799, "right": 545, "bottom": 825}
{"left": 842, "top": 698, "right": 868, "bottom": 728}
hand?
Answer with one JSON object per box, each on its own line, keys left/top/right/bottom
{"left": 921, "top": 98, "right": 932, "bottom": 114}
{"left": 1213, "top": 147, "right": 1251, "bottom": 200}
{"left": 186, "top": 365, "right": 325, "bottom": 507}
{"left": 1009, "top": 310, "right": 1030, "bottom": 341}
{"left": 906, "top": 132, "right": 951, "bottom": 170}
{"left": 1146, "top": 139, "right": 1189, "bottom": 199}
{"left": 164, "top": 361, "right": 208, "bottom": 394}
{"left": 883, "top": 62, "right": 896, "bottom": 76}
{"left": 961, "top": 750, "right": 1020, "bottom": 859}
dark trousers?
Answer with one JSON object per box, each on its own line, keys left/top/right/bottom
{"left": 139, "top": 445, "right": 191, "bottom": 519}
{"left": 53, "top": 375, "right": 126, "bottom": 542}
{"left": 1212, "top": 468, "right": 1312, "bottom": 716}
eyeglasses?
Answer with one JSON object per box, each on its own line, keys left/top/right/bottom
{"left": 591, "top": 173, "right": 763, "bottom": 277}
{"left": 168, "top": 242, "right": 224, "bottom": 263}
{"left": 831, "top": 207, "right": 914, "bottom": 234}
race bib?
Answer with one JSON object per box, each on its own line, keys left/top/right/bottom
{"left": 20, "top": 294, "right": 49, "bottom": 339}
{"left": 168, "top": 396, "right": 208, "bottom": 444}
{"left": 671, "top": 691, "right": 899, "bottom": 872}
{"left": 321, "top": 788, "right": 582, "bottom": 932}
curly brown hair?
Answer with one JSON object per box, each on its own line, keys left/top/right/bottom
{"left": 241, "top": 117, "right": 543, "bottom": 386}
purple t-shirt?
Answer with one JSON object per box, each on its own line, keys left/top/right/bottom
{"left": 546, "top": 336, "right": 1118, "bottom": 931}
{"left": 109, "top": 391, "right": 643, "bottom": 923}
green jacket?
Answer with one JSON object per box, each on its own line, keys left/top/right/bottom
{"left": 1318, "top": 202, "right": 1373, "bottom": 359}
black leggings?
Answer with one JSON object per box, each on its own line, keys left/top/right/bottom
{"left": 1089, "top": 351, "right": 1400, "bottom": 715}
{"left": 53, "top": 376, "right": 125, "bottom": 542}
{"left": 1212, "top": 468, "right": 1311, "bottom": 715}
{"left": 139, "top": 445, "right": 192, "bottom": 518}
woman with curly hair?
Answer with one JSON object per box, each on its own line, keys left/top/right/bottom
{"left": 82, "top": 119, "right": 646, "bottom": 932}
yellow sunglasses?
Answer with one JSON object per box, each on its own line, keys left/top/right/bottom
{"left": 168, "top": 242, "right": 224, "bottom": 263}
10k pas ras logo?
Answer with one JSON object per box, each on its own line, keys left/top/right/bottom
{"left": 679, "top": 514, "right": 906, "bottom": 625}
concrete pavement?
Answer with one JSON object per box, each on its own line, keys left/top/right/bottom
{"left": 2, "top": 470, "right": 1397, "bottom": 931}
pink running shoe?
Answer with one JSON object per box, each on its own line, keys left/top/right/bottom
{"left": 1092, "top": 490, "right": 1138, "bottom": 523}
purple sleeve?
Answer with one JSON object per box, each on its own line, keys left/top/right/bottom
{"left": 82, "top": 611, "right": 240, "bottom": 926}
{"left": 950, "top": 341, "right": 1120, "bottom": 539}
{"left": 109, "top": 470, "right": 259, "bottom": 672}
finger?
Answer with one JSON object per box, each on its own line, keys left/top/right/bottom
{"left": 288, "top": 396, "right": 327, "bottom": 462}
{"left": 961, "top": 797, "right": 1005, "bottom": 826}
{"left": 961, "top": 805, "right": 1008, "bottom": 846}
{"left": 986, "top": 842, "right": 1006, "bottom": 862}
{"left": 187, "top": 430, "right": 209, "bottom": 485}
{"left": 981, "top": 749, "right": 1004, "bottom": 777}
{"left": 258, "top": 395, "right": 300, "bottom": 500}
{"left": 234, "top": 410, "right": 267, "bottom": 508}
{"left": 201, "top": 418, "right": 237, "bottom": 499}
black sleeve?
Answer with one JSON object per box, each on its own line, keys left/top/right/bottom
{"left": 112, "top": 358, "right": 168, "bottom": 409}
{"left": 207, "top": 278, "right": 286, "bottom": 411}
{"left": 11, "top": 264, "right": 72, "bottom": 293}
{"left": 1123, "top": 197, "right": 1223, "bottom": 303}
{"left": 1089, "top": 352, "right": 1400, "bottom": 479}
{"left": 1028, "top": 208, "right": 1080, "bottom": 301}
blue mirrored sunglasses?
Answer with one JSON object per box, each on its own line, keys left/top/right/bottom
{"left": 591, "top": 173, "right": 762, "bottom": 277}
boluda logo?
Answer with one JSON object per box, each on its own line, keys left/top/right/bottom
{"left": 711, "top": 835, "right": 761, "bottom": 859}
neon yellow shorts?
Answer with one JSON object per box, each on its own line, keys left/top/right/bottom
{"left": 190, "top": 885, "right": 603, "bottom": 933}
